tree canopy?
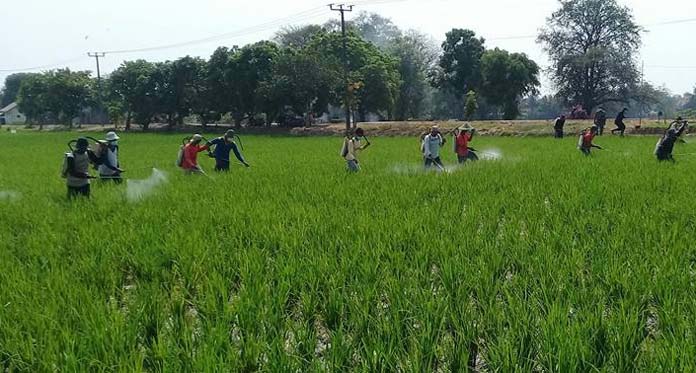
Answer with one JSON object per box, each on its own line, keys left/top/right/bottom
{"left": 538, "top": 0, "right": 642, "bottom": 111}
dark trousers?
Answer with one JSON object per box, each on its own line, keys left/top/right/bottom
{"left": 67, "top": 184, "right": 90, "bottom": 199}
{"left": 215, "top": 160, "right": 230, "bottom": 172}
{"left": 457, "top": 155, "right": 468, "bottom": 164}
{"left": 425, "top": 157, "right": 443, "bottom": 169}
{"left": 612, "top": 123, "right": 626, "bottom": 136}
{"left": 554, "top": 128, "right": 564, "bottom": 138}
{"left": 580, "top": 147, "right": 591, "bottom": 156}
{"left": 656, "top": 151, "right": 674, "bottom": 162}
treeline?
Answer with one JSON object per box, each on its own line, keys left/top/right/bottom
{"left": 5, "top": 13, "right": 542, "bottom": 129}
{"left": 3, "top": 2, "right": 696, "bottom": 128}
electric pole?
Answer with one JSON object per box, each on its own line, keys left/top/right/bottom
{"left": 329, "top": 3, "right": 354, "bottom": 131}
{"left": 88, "top": 52, "right": 106, "bottom": 125}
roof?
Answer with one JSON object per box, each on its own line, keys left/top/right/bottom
{"left": 0, "top": 102, "right": 18, "bottom": 113}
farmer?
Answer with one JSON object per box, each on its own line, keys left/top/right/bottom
{"left": 181, "top": 134, "right": 209, "bottom": 174}
{"left": 553, "top": 115, "right": 566, "bottom": 138}
{"left": 206, "top": 130, "right": 249, "bottom": 172}
{"left": 454, "top": 124, "right": 475, "bottom": 164}
{"left": 578, "top": 125, "right": 602, "bottom": 156}
{"left": 655, "top": 119, "right": 688, "bottom": 162}
{"left": 98, "top": 131, "right": 124, "bottom": 183}
{"left": 594, "top": 108, "right": 607, "bottom": 136}
{"left": 423, "top": 125, "right": 445, "bottom": 170}
{"left": 341, "top": 128, "right": 370, "bottom": 172}
{"left": 65, "top": 137, "right": 99, "bottom": 198}
{"left": 611, "top": 108, "right": 628, "bottom": 136}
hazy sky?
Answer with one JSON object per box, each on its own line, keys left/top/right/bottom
{"left": 1, "top": 0, "right": 695, "bottom": 96}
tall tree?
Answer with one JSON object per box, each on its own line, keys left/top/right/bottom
{"left": 18, "top": 69, "right": 93, "bottom": 127}
{"left": 480, "top": 49, "right": 540, "bottom": 119}
{"left": 538, "top": 0, "right": 642, "bottom": 111}
{"left": 274, "top": 25, "right": 325, "bottom": 49}
{"left": 309, "top": 31, "right": 400, "bottom": 122}
{"left": 1, "top": 73, "right": 33, "bottom": 107}
{"left": 324, "top": 12, "right": 401, "bottom": 49}
{"left": 388, "top": 30, "right": 439, "bottom": 120}
{"left": 433, "top": 29, "right": 486, "bottom": 99}
{"left": 229, "top": 41, "right": 280, "bottom": 126}
{"left": 263, "top": 49, "right": 337, "bottom": 126}
{"left": 107, "top": 60, "right": 158, "bottom": 129}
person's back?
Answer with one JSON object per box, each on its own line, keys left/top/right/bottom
{"left": 424, "top": 134, "right": 443, "bottom": 158}
{"left": 97, "top": 145, "right": 119, "bottom": 176}
{"left": 66, "top": 151, "right": 92, "bottom": 188}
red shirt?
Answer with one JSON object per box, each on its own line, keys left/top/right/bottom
{"left": 455, "top": 132, "right": 472, "bottom": 156}
{"left": 181, "top": 143, "right": 209, "bottom": 169}
{"left": 582, "top": 132, "right": 595, "bottom": 148}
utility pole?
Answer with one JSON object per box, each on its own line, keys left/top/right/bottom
{"left": 88, "top": 52, "right": 106, "bottom": 125}
{"left": 639, "top": 60, "right": 644, "bottom": 127}
{"left": 329, "top": 3, "right": 354, "bottom": 131}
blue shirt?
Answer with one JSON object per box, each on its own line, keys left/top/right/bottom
{"left": 208, "top": 137, "right": 245, "bottom": 164}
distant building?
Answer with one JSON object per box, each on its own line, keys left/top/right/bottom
{"left": 0, "top": 102, "right": 26, "bottom": 125}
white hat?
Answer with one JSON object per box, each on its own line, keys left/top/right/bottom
{"left": 105, "top": 131, "right": 120, "bottom": 141}
{"left": 192, "top": 134, "right": 203, "bottom": 141}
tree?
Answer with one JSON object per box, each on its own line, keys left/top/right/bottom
{"left": 264, "top": 49, "right": 337, "bottom": 126}
{"left": 229, "top": 41, "right": 280, "bottom": 126}
{"left": 433, "top": 29, "right": 486, "bottom": 99}
{"left": 389, "top": 30, "right": 439, "bottom": 120}
{"left": 1, "top": 73, "right": 33, "bottom": 107}
{"left": 17, "top": 74, "right": 49, "bottom": 127}
{"left": 480, "top": 49, "right": 540, "bottom": 119}
{"left": 309, "top": 31, "right": 400, "bottom": 123}
{"left": 464, "top": 90, "right": 478, "bottom": 121}
{"left": 274, "top": 25, "right": 325, "bottom": 49}
{"left": 19, "top": 69, "right": 94, "bottom": 127}
{"left": 538, "top": 0, "right": 642, "bottom": 111}
{"left": 324, "top": 12, "right": 401, "bottom": 49}
{"left": 107, "top": 60, "right": 158, "bottom": 129}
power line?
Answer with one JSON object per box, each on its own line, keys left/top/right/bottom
{"left": 0, "top": 56, "right": 85, "bottom": 73}
{"left": 103, "top": 7, "right": 328, "bottom": 54}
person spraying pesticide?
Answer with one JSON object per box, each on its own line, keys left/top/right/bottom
{"left": 177, "top": 134, "right": 209, "bottom": 174}
{"left": 655, "top": 119, "right": 689, "bottom": 162}
{"left": 422, "top": 125, "right": 446, "bottom": 170}
{"left": 206, "top": 130, "right": 249, "bottom": 172}
{"left": 61, "top": 137, "right": 99, "bottom": 198}
{"left": 341, "top": 128, "right": 370, "bottom": 172}
{"left": 97, "top": 131, "right": 124, "bottom": 183}
{"left": 453, "top": 124, "right": 477, "bottom": 164}
{"left": 578, "top": 125, "right": 603, "bottom": 156}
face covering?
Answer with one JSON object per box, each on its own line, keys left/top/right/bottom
{"left": 109, "top": 141, "right": 118, "bottom": 147}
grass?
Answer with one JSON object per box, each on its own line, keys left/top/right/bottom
{"left": 1, "top": 131, "right": 696, "bottom": 371}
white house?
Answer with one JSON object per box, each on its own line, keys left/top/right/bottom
{"left": 0, "top": 102, "right": 26, "bottom": 125}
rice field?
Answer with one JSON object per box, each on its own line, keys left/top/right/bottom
{"left": 1, "top": 130, "right": 696, "bottom": 372}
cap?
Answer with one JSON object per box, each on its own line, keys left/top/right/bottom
{"left": 225, "top": 129, "right": 235, "bottom": 138}
{"left": 191, "top": 134, "right": 203, "bottom": 141}
{"left": 105, "top": 131, "right": 120, "bottom": 141}
{"left": 76, "top": 137, "right": 89, "bottom": 150}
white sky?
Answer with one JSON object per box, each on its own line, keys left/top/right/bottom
{"left": 1, "top": 0, "right": 695, "bottom": 95}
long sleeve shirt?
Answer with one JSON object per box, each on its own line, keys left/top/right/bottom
{"left": 207, "top": 137, "right": 246, "bottom": 164}
{"left": 423, "top": 134, "right": 443, "bottom": 158}
{"left": 181, "top": 143, "right": 209, "bottom": 170}
{"left": 344, "top": 137, "right": 362, "bottom": 161}
{"left": 454, "top": 132, "right": 473, "bottom": 156}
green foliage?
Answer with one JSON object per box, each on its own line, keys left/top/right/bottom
{"left": 263, "top": 49, "right": 338, "bottom": 125}
{"left": 2, "top": 73, "right": 34, "bottom": 107}
{"left": 464, "top": 90, "right": 478, "bottom": 121}
{"left": 309, "top": 31, "right": 400, "bottom": 121}
{"left": 17, "top": 69, "right": 93, "bottom": 126}
{"left": 434, "top": 29, "right": 486, "bottom": 98}
{"left": 538, "top": 0, "right": 642, "bottom": 111}
{"left": 389, "top": 31, "right": 439, "bottom": 120}
{"left": 107, "top": 60, "right": 158, "bottom": 129}
{"left": 480, "top": 49, "right": 540, "bottom": 119}
{"left": 274, "top": 24, "right": 325, "bottom": 49}
{"left": 2, "top": 133, "right": 696, "bottom": 370}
